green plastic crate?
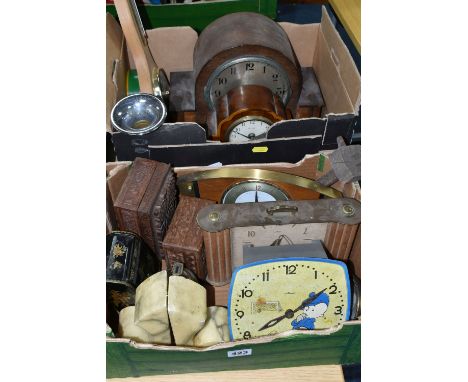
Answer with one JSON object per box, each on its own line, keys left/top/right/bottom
{"left": 106, "top": 0, "right": 277, "bottom": 33}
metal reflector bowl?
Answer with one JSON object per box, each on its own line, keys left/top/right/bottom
{"left": 111, "top": 93, "right": 167, "bottom": 135}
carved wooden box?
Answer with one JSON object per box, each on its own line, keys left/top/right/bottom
{"left": 113, "top": 157, "right": 177, "bottom": 258}
{"left": 162, "top": 196, "right": 214, "bottom": 279}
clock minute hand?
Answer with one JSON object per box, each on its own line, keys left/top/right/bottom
{"left": 258, "top": 288, "right": 327, "bottom": 332}
{"left": 293, "top": 288, "right": 327, "bottom": 313}
{"left": 234, "top": 131, "right": 251, "bottom": 139}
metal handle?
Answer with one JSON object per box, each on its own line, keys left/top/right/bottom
{"left": 266, "top": 205, "right": 298, "bottom": 215}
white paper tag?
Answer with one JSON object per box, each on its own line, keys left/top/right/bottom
{"left": 227, "top": 349, "right": 252, "bottom": 358}
{"left": 207, "top": 162, "right": 223, "bottom": 168}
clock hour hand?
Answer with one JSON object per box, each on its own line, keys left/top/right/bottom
{"left": 258, "top": 309, "right": 294, "bottom": 331}
{"left": 255, "top": 189, "right": 259, "bottom": 202}
{"left": 258, "top": 288, "right": 327, "bottom": 331}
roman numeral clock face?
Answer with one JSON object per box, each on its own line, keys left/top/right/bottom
{"left": 228, "top": 258, "right": 351, "bottom": 341}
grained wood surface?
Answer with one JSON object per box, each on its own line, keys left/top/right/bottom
{"left": 348, "top": 224, "right": 361, "bottom": 279}
{"left": 196, "top": 178, "right": 320, "bottom": 203}
{"left": 113, "top": 0, "right": 157, "bottom": 93}
{"left": 114, "top": 158, "right": 157, "bottom": 236}
{"left": 204, "top": 229, "right": 231, "bottom": 286}
{"left": 163, "top": 196, "right": 214, "bottom": 279}
{"left": 216, "top": 85, "right": 286, "bottom": 141}
{"left": 106, "top": 365, "right": 344, "bottom": 382}
{"left": 137, "top": 162, "right": 172, "bottom": 253}
{"left": 205, "top": 283, "right": 230, "bottom": 307}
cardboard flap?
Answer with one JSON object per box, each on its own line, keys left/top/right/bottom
{"left": 106, "top": 161, "right": 132, "bottom": 202}
{"left": 314, "top": 30, "right": 354, "bottom": 115}
{"left": 130, "top": 27, "right": 198, "bottom": 74}
{"left": 278, "top": 23, "right": 319, "bottom": 68}
{"left": 320, "top": 6, "right": 361, "bottom": 113}
{"left": 106, "top": 13, "right": 128, "bottom": 133}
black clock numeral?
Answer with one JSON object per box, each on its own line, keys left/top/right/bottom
{"left": 217, "top": 77, "right": 227, "bottom": 85}
{"left": 276, "top": 88, "right": 286, "bottom": 96}
{"left": 246, "top": 62, "right": 255, "bottom": 71}
{"left": 230, "top": 67, "right": 237, "bottom": 75}
{"left": 263, "top": 66, "right": 267, "bottom": 73}
{"left": 329, "top": 284, "right": 337, "bottom": 294}
{"left": 236, "top": 310, "right": 244, "bottom": 319}
{"left": 241, "top": 289, "right": 253, "bottom": 298}
{"left": 243, "top": 331, "right": 252, "bottom": 340}
{"left": 272, "top": 73, "right": 279, "bottom": 81}
{"left": 314, "top": 270, "right": 318, "bottom": 279}
{"left": 248, "top": 231, "right": 255, "bottom": 237}
{"left": 214, "top": 90, "right": 221, "bottom": 97}
{"left": 334, "top": 306, "right": 343, "bottom": 315}
{"left": 285, "top": 265, "right": 296, "bottom": 275}
{"left": 262, "top": 271, "right": 270, "bottom": 282}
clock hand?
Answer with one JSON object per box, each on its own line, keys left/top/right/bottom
{"left": 255, "top": 189, "right": 259, "bottom": 202}
{"left": 258, "top": 309, "right": 295, "bottom": 331}
{"left": 258, "top": 288, "right": 327, "bottom": 331}
{"left": 234, "top": 131, "right": 251, "bottom": 139}
{"left": 292, "top": 288, "right": 327, "bottom": 313}
{"left": 234, "top": 131, "right": 264, "bottom": 140}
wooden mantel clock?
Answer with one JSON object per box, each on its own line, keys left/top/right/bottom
{"left": 193, "top": 12, "right": 303, "bottom": 142}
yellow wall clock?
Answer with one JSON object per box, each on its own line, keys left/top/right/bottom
{"left": 228, "top": 258, "right": 352, "bottom": 340}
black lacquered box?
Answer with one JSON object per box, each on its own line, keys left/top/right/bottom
{"left": 106, "top": 231, "right": 161, "bottom": 312}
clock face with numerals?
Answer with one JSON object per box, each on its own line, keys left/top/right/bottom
{"left": 205, "top": 56, "right": 291, "bottom": 110}
{"left": 221, "top": 180, "right": 289, "bottom": 204}
{"left": 228, "top": 258, "right": 351, "bottom": 341}
{"left": 227, "top": 117, "right": 271, "bottom": 143}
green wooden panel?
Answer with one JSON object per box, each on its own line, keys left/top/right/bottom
{"left": 106, "top": 0, "right": 278, "bottom": 33}
{"left": 106, "top": 324, "right": 360, "bottom": 378}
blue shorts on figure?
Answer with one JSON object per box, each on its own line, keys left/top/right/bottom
{"left": 291, "top": 292, "right": 330, "bottom": 330}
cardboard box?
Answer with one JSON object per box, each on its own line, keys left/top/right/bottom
{"left": 106, "top": 153, "right": 361, "bottom": 378}
{"left": 106, "top": 7, "right": 361, "bottom": 167}
{"left": 106, "top": 0, "right": 277, "bottom": 32}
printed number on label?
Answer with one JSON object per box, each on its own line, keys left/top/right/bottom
{"left": 227, "top": 349, "right": 252, "bottom": 358}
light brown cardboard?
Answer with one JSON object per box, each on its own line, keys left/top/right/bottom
{"left": 106, "top": 161, "right": 132, "bottom": 202}
{"left": 314, "top": 29, "right": 355, "bottom": 114}
{"left": 279, "top": 23, "right": 319, "bottom": 68}
{"left": 320, "top": 8, "right": 361, "bottom": 112}
{"left": 120, "top": 6, "right": 360, "bottom": 122}
{"left": 106, "top": 13, "right": 128, "bottom": 133}
{"left": 106, "top": 153, "right": 361, "bottom": 351}
{"left": 147, "top": 27, "right": 198, "bottom": 73}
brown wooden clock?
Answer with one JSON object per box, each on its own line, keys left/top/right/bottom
{"left": 193, "top": 12, "right": 303, "bottom": 142}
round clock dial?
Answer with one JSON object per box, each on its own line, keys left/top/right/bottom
{"left": 228, "top": 258, "right": 351, "bottom": 341}
{"left": 205, "top": 56, "right": 291, "bottom": 110}
{"left": 227, "top": 117, "right": 272, "bottom": 142}
{"left": 221, "top": 181, "right": 290, "bottom": 204}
